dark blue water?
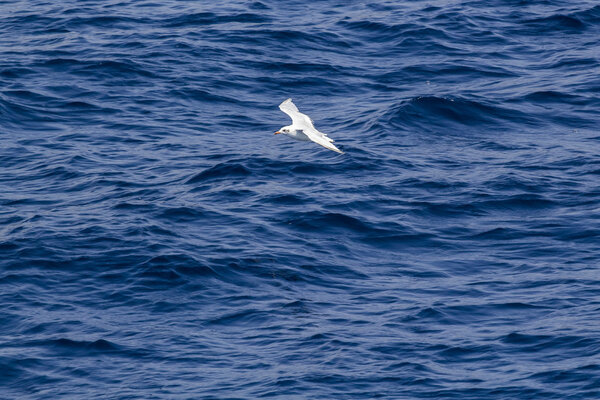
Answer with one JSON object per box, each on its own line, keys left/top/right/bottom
{"left": 1, "top": 0, "right": 599, "bottom": 398}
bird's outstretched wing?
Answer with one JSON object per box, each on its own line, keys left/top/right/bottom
{"left": 279, "top": 98, "right": 314, "bottom": 128}
{"left": 278, "top": 98, "right": 343, "bottom": 154}
{"left": 304, "top": 126, "right": 344, "bottom": 154}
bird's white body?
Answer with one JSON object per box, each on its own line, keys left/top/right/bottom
{"left": 276, "top": 98, "right": 343, "bottom": 154}
{"left": 277, "top": 125, "right": 311, "bottom": 141}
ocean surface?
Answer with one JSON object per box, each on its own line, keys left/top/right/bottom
{"left": 1, "top": 0, "right": 599, "bottom": 398}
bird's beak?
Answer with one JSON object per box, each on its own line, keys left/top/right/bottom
{"left": 274, "top": 131, "right": 281, "bottom": 135}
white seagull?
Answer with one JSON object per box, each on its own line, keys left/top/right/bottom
{"left": 275, "top": 98, "right": 344, "bottom": 154}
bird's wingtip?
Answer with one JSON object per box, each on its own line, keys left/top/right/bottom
{"left": 279, "top": 98, "right": 292, "bottom": 107}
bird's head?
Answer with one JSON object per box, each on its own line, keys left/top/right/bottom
{"left": 274, "top": 125, "right": 293, "bottom": 135}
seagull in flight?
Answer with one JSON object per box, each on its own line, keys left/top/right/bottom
{"left": 275, "top": 98, "right": 344, "bottom": 154}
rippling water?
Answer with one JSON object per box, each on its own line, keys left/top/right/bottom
{"left": 1, "top": 0, "right": 599, "bottom": 398}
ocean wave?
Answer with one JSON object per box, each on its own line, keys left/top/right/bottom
{"left": 164, "top": 12, "right": 271, "bottom": 27}
{"left": 382, "top": 96, "right": 536, "bottom": 131}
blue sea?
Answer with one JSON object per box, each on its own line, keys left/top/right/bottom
{"left": 1, "top": 0, "right": 599, "bottom": 398}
